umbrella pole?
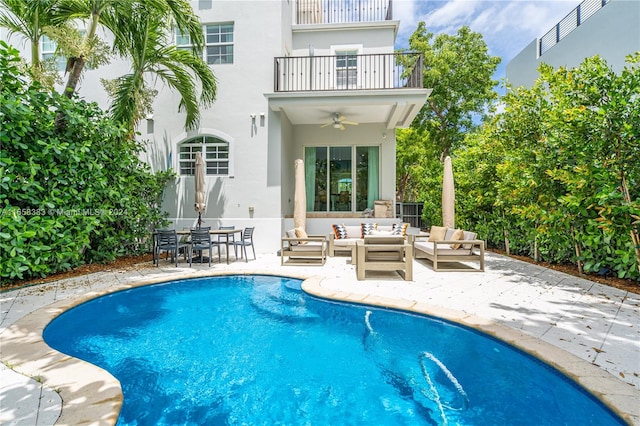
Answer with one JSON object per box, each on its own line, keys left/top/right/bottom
{"left": 198, "top": 212, "right": 202, "bottom": 229}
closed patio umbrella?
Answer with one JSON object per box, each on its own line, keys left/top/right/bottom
{"left": 294, "top": 159, "right": 306, "bottom": 231}
{"left": 195, "top": 152, "right": 206, "bottom": 228}
{"left": 442, "top": 155, "right": 455, "bottom": 228}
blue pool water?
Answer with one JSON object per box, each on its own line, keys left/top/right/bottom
{"left": 44, "top": 275, "right": 624, "bottom": 425}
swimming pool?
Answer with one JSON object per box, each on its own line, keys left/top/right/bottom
{"left": 43, "top": 275, "right": 625, "bottom": 425}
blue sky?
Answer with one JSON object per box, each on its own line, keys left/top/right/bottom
{"left": 393, "top": 0, "right": 582, "bottom": 82}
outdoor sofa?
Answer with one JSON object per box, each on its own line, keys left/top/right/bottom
{"left": 328, "top": 222, "right": 410, "bottom": 263}
{"left": 413, "top": 226, "right": 485, "bottom": 272}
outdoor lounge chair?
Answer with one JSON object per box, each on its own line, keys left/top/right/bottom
{"left": 281, "top": 230, "right": 327, "bottom": 265}
{"left": 155, "top": 229, "right": 188, "bottom": 267}
{"left": 356, "top": 235, "right": 413, "bottom": 280}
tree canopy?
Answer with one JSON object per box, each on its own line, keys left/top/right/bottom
{"left": 407, "top": 23, "right": 501, "bottom": 160}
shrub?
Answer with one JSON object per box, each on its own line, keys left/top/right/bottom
{"left": 0, "top": 41, "right": 172, "bottom": 283}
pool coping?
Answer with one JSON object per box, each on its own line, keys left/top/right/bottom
{"left": 1, "top": 270, "right": 638, "bottom": 425}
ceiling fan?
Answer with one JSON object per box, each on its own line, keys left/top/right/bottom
{"left": 320, "top": 112, "right": 359, "bottom": 130}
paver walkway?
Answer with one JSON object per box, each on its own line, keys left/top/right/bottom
{"left": 1, "top": 251, "right": 639, "bottom": 425}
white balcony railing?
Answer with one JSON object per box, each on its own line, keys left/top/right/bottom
{"left": 538, "top": 0, "right": 610, "bottom": 56}
{"left": 274, "top": 52, "right": 423, "bottom": 92}
{"left": 295, "top": 0, "right": 393, "bottom": 25}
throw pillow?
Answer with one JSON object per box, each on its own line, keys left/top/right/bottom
{"left": 392, "top": 222, "right": 409, "bottom": 236}
{"left": 449, "top": 229, "right": 465, "bottom": 249}
{"left": 361, "top": 222, "right": 377, "bottom": 238}
{"left": 332, "top": 223, "right": 347, "bottom": 239}
{"left": 285, "top": 229, "right": 298, "bottom": 246}
{"left": 295, "top": 227, "right": 308, "bottom": 244}
{"left": 428, "top": 226, "right": 447, "bottom": 242}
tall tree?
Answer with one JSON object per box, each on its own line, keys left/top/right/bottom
{"left": 0, "top": 0, "right": 68, "bottom": 85}
{"left": 54, "top": 0, "right": 205, "bottom": 100}
{"left": 407, "top": 24, "right": 500, "bottom": 160}
{"left": 104, "top": 2, "right": 217, "bottom": 134}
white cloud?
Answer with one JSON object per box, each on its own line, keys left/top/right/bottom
{"left": 396, "top": 0, "right": 581, "bottom": 62}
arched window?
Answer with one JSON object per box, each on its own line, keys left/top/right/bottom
{"left": 179, "top": 136, "right": 229, "bottom": 175}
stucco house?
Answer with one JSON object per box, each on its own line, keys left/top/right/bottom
{"left": 506, "top": 0, "right": 639, "bottom": 88}
{"left": 2, "top": 0, "right": 431, "bottom": 254}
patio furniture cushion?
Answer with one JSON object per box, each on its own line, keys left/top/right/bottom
{"left": 369, "top": 228, "right": 394, "bottom": 236}
{"left": 295, "top": 227, "right": 309, "bottom": 244}
{"left": 444, "top": 228, "right": 458, "bottom": 240}
{"left": 462, "top": 231, "right": 478, "bottom": 249}
{"left": 332, "top": 223, "right": 348, "bottom": 239}
{"left": 286, "top": 229, "right": 298, "bottom": 245}
{"left": 414, "top": 241, "right": 472, "bottom": 256}
{"left": 289, "top": 241, "right": 324, "bottom": 252}
{"left": 361, "top": 222, "right": 376, "bottom": 238}
{"left": 392, "top": 222, "right": 409, "bottom": 236}
{"left": 449, "top": 229, "right": 464, "bottom": 249}
{"left": 428, "top": 226, "right": 447, "bottom": 241}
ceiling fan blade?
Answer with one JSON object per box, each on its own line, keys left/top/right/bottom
{"left": 342, "top": 120, "right": 359, "bottom": 126}
{"left": 339, "top": 123, "right": 345, "bottom": 130}
{"left": 320, "top": 122, "right": 333, "bottom": 128}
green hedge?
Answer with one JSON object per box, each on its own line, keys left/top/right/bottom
{"left": 1, "top": 41, "right": 173, "bottom": 283}
{"left": 450, "top": 55, "right": 640, "bottom": 280}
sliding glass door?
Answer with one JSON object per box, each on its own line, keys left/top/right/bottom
{"left": 305, "top": 145, "right": 379, "bottom": 213}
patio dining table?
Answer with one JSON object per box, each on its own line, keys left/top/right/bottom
{"left": 154, "top": 228, "right": 243, "bottom": 265}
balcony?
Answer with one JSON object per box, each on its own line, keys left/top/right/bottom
{"left": 274, "top": 52, "right": 423, "bottom": 92}
{"left": 538, "top": 0, "right": 610, "bottom": 55}
{"left": 295, "top": 0, "right": 393, "bottom": 25}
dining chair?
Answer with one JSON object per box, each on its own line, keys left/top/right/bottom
{"left": 213, "top": 226, "right": 236, "bottom": 262}
{"left": 232, "top": 227, "right": 256, "bottom": 262}
{"left": 189, "top": 228, "right": 213, "bottom": 267}
{"left": 155, "top": 229, "right": 188, "bottom": 267}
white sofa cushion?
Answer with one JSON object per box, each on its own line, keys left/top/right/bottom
{"left": 414, "top": 241, "right": 472, "bottom": 256}
{"left": 290, "top": 242, "right": 324, "bottom": 252}
{"left": 345, "top": 225, "right": 361, "bottom": 239}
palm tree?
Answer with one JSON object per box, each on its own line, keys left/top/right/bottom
{"left": 106, "top": 2, "right": 216, "bottom": 134}
{"left": 54, "top": 0, "right": 206, "bottom": 100}
{"left": 0, "top": 0, "right": 67, "bottom": 84}
{"left": 2, "top": 0, "right": 215, "bottom": 132}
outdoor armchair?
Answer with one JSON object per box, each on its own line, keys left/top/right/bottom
{"left": 281, "top": 230, "right": 327, "bottom": 265}
{"left": 356, "top": 236, "right": 413, "bottom": 280}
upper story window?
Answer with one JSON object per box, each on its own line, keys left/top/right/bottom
{"left": 41, "top": 35, "right": 66, "bottom": 71}
{"left": 179, "top": 136, "right": 229, "bottom": 175}
{"left": 205, "top": 24, "right": 234, "bottom": 64}
{"left": 335, "top": 50, "right": 358, "bottom": 89}
{"left": 175, "top": 23, "right": 234, "bottom": 65}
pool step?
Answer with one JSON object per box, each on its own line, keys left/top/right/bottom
{"left": 251, "top": 283, "right": 319, "bottom": 321}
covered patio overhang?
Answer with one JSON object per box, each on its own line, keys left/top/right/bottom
{"left": 265, "top": 88, "right": 431, "bottom": 129}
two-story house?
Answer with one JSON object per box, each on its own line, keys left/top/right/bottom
{"left": 2, "top": 0, "right": 431, "bottom": 254}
